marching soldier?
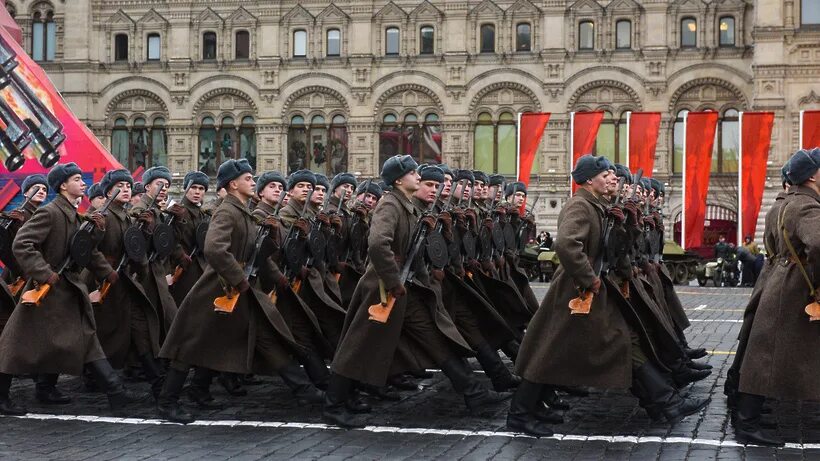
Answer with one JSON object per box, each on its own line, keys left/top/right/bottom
{"left": 355, "top": 180, "right": 382, "bottom": 211}
{"left": 1, "top": 174, "right": 48, "bottom": 291}
{"left": 168, "top": 171, "right": 210, "bottom": 305}
{"left": 130, "top": 182, "right": 145, "bottom": 208}
{"left": 88, "top": 183, "right": 106, "bottom": 211}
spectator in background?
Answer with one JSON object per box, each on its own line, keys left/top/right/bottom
{"left": 740, "top": 235, "right": 763, "bottom": 287}
{"left": 538, "top": 231, "right": 553, "bottom": 250}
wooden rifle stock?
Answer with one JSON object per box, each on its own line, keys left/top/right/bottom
{"left": 214, "top": 287, "right": 240, "bottom": 314}
{"left": 21, "top": 282, "right": 50, "bottom": 306}
{"left": 8, "top": 276, "right": 25, "bottom": 296}
{"left": 367, "top": 279, "right": 395, "bottom": 323}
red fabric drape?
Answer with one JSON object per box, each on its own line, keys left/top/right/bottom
{"left": 628, "top": 112, "right": 661, "bottom": 175}
{"left": 517, "top": 113, "right": 550, "bottom": 187}
{"left": 570, "top": 111, "right": 604, "bottom": 194}
{"left": 802, "top": 110, "right": 820, "bottom": 149}
{"left": 683, "top": 112, "right": 718, "bottom": 249}
{"left": 0, "top": 0, "right": 22, "bottom": 44}
{"left": 740, "top": 112, "right": 774, "bottom": 241}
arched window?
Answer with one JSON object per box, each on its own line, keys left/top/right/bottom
{"left": 681, "top": 18, "right": 697, "bottom": 48}
{"left": 327, "top": 29, "right": 341, "bottom": 56}
{"left": 293, "top": 30, "right": 307, "bottom": 57}
{"left": 616, "top": 20, "right": 631, "bottom": 49}
{"left": 516, "top": 23, "right": 531, "bottom": 52}
{"left": 114, "top": 34, "right": 129, "bottom": 61}
{"left": 32, "top": 9, "right": 56, "bottom": 61}
{"left": 379, "top": 112, "right": 441, "bottom": 166}
{"left": 110, "top": 115, "right": 168, "bottom": 171}
{"left": 131, "top": 117, "right": 149, "bottom": 170}
{"left": 235, "top": 31, "right": 250, "bottom": 59}
{"left": 111, "top": 117, "right": 129, "bottom": 167}
{"left": 474, "top": 112, "right": 517, "bottom": 175}
{"left": 802, "top": 0, "right": 820, "bottom": 25}
{"left": 202, "top": 32, "right": 217, "bottom": 60}
{"left": 480, "top": 24, "right": 495, "bottom": 53}
{"left": 718, "top": 17, "right": 735, "bottom": 46}
{"left": 239, "top": 116, "right": 256, "bottom": 169}
{"left": 420, "top": 26, "right": 435, "bottom": 54}
{"left": 287, "top": 112, "right": 348, "bottom": 175}
{"left": 385, "top": 27, "right": 400, "bottom": 55}
{"left": 713, "top": 108, "right": 739, "bottom": 173}
{"left": 151, "top": 117, "right": 167, "bottom": 168}
{"left": 198, "top": 116, "right": 217, "bottom": 175}
{"left": 146, "top": 33, "right": 161, "bottom": 61}
{"left": 672, "top": 109, "right": 689, "bottom": 173}
{"left": 579, "top": 21, "right": 594, "bottom": 50}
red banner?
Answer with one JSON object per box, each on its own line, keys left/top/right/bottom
{"left": 0, "top": 0, "right": 22, "bottom": 44}
{"left": 683, "top": 112, "right": 718, "bottom": 249}
{"left": 802, "top": 110, "right": 820, "bottom": 149}
{"left": 628, "top": 112, "right": 661, "bottom": 175}
{"left": 570, "top": 111, "right": 604, "bottom": 194}
{"left": 739, "top": 112, "right": 774, "bottom": 242}
{"left": 517, "top": 113, "right": 550, "bottom": 186}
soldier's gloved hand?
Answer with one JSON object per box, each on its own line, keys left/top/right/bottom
{"left": 262, "top": 216, "right": 280, "bottom": 231}
{"left": 644, "top": 216, "right": 656, "bottom": 230}
{"left": 481, "top": 259, "right": 494, "bottom": 273}
{"left": 138, "top": 211, "right": 155, "bottom": 227}
{"left": 167, "top": 203, "right": 186, "bottom": 219}
{"left": 388, "top": 284, "right": 406, "bottom": 299}
{"left": 482, "top": 218, "right": 494, "bottom": 231}
{"left": 494, "top": 207, "right": 507, "bottom": 217}
{"left": 606, "top": 206, "right": 625, "bottom": 224}
{"left": 588, "top": 277, "right": 602, "bottom": 295}
{"left": 294, "top": 217, "right": 310, "bottom": 237}
{"left": 90, "top": 212, "right": 106, "bottom": 231}
{"left": 431, "top": 269, "right": 445, "bottom": 281}
{"left": 273, "top": 272, "right": 290, "bottom": 290}
{"left": 106, "top": 271, "right": 119, "bottom": 286}
{"left": 5, "top": 210, "right": 25, "bottom": 222}
{"left": 464, "top": 209, "right": 478, "bottom": 229}
{"left": 330, "top": 215, "right": 343, "bottom": 232}
{"left": 438, "top": 212, "right": 453, "bottom": 233}
{"left": 353, "top": 205, "right": 368, "bottom": 219}
{"left": 334, "top": 261, "right": 347, "bottom": 273}
{"left": 466, "top": 258, "right": 482, "bottom": 274}
{"left": 236, "top": 279, "right": 251, "bottom": 293}
{"left": 624, "top": 202, "right": 640, "bottom": 227}
{"left": 317, "top": 213, "right": 331, "bottom": 227}
{"left": 420, "top": 215, "right": 437, "bottom": 231}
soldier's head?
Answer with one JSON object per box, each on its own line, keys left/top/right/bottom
{"left": 131, "top": 182, "right": 145, "bottom": 206}
{"left": 472, "top": 170, "right": 490, "bottom": 200}
{"left": 505, "top": 182, "right": 527, "bottom": 208}
{"left": 142, "top": 166, "right": 172, "bottom": 202}
{"left": 489, "top": 174, "right": 504, "bottom": 202}
{"left": 781, "top": 161, "right": 792, "bottom": 191}
{"left": 87, "top": 183, "right": 106, "bottom": 209}
{"left": 183, "top": 171, "right": 209, "bottom": 205}
{"left": 256, "top": 172, "right": 287, "bottom": 206}
{"left": 313, "top": 174, "right": 330, "bottom": 206}
{"left": 287, "top": 170, "right": 316, "bottom": 204}
{"left": 355, "top": 181, "right": 382, "bottom": 210}
{"left": 217, "top": 159, "right": 255, "bottom": 201}
{"left": 21, "top": 174, "right": 48, "bottom": 204}
{"left": 786, "top": 148, "right": 820, "bottom": 194}
{"left": 438, "top": 164, "right": 453, "bottom": 198}
{"left": 571, "top": 154, "right": 611, "bottom": 197}
{"left": 48, "top": 162, "right": 85, "bottom": 201}
{"left": 381, "top": 155, "right": 419, "bottom": 198}
{"left": 452, "top": 170, "right": 474, "bottom": 203}
{"left": 415, "top": 164, "right": 444, "bottom": 204}
{"left": 331, "top": 173, "right": 357, "bottom": 201}
{"left": 101, "top": 169, "right": 133, "bottom": 205}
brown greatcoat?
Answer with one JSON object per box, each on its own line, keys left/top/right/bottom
{"left": 740, "top": 185, "right": 820, "bottom": 401}
{"left": 91, "top": 201, "right": 161, "bottom": 368}
{"left": 0, "top": 195, "right": 112, "bottom": 375}
{"left": 1, "top": 199, "right": 38, "bottom": 286}
{"left": 516, "top": 188, "right": 633, "bottom": 388}
{"left": 129, "top": 193, "right": 178, "bottom": 335}
{"left": 160, "top": 193, "right": 299, "bottom": 374}
{"left": 169, "top": 197, "right": 209, "bottom": 305}
{"left": 332, "top": 191, "right": 472, "bottom": 387}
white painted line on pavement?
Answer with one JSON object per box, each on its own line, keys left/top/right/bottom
{"left": 689, "top": 319, "right": 743, "bottom": 323}
{"left": 3, "top": 413, "right": 818, "bottom": 451}
{"left": 694, "top": 304, "right": 707, "bottom": 310}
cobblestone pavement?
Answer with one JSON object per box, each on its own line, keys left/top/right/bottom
{"left": 1, "top": 284, "right": 819, "bottom": 460}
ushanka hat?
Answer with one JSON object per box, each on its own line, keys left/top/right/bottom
{"left": 331, "top": 172, "right": 357, "bottom": 192}
{"left": 505, "top": 181, "right": 527, "bottom": 198}
{"left": 314, "top": 173, "right": 331, "bottom": 191}
{"left": 21, "top": 174, "right": 47, "bottom": 194}
{"left": 417, "top": 164, "right": 445, "bottom": 183}
{"left": 287, "top": 169, "right": 317, "bottom": 190}
{"left": 356, "top": 180, "right": 383, "bottom": 200}
{"left": 381, "top": 155, "right": 418, "bottom": 186}
{"left": 47, "top": 162, "right": 82, "bottom": 192}
{"left": 183, "top": 171, "right": 209, "bottom": 191}
{"left": 255, "top": 171, "right": 287, "bottom": 195}
{"left": 216, "top": 158, "right": 254, "bottom": 191}
{"left": 786, "top": 148, "right": 820, "bottom": 185}
{"left": 142, "top": 166, "right": 172, "bottom": 186}
{"left": 100, "top": 169, "right": 133, "bottom": 194}
{"left": 571, "top": 154, "right": 611, "bottom": 184}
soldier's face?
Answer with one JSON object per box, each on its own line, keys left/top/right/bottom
{"left": 131, "top": 193, "right": 143, "bottom": 205}
{"left": 312, "top": 185, "right": 326, "bottom": 205}
{"left": 291, "top": 182, "right": 312, "bottom": 202}
{"left": 111, "top": 181, "right": 131, "bottom": 203}
{"left": 362, "top": 193, "right": 378, "bottom": 209}
{"left": 62, "top": 174, "right": 86, "bottom": 199}
{"left": 588, "top": 170, "right": 610, "bottom": 195}
{"left": 606, "top": 173, "right": 619, "bottom": 195}
{"left": 260, "top": 181, "right": 284, "bottom": 204}
{"left": 395, "top": 170, "right": 420, "bottom": 193}
{"left": 334, "top": 183, "right": 354, "bottom": 201}
{"left": 474, "top": 181, "right": 487, "bottom": 199}
{"left": 441, "top": 175, "right": 453, "bottom": 198}
{"left": 512, "top": 191, "right": 526, "bottom": 207}
{"left": 147, "top": 180, "right": 169, "bottom": 201}
{"left": 27, "top": 184, "right": 47, "bottom": 204}
{"left": 230, "top": 173, "right": 255, "bottom": 199}
{"left": 186, "top": 184, "right": 206, "bottom": 204}
{"left": 415, "top": 180, "right": 440, "bottom": 204}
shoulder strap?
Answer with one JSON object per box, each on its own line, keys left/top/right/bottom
{"left": 779, "top": 202, "right": 816, "bottom": 297}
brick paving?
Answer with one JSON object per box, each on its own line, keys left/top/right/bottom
{"left": 1, "top": 284, "right": 818, "bottom": 460}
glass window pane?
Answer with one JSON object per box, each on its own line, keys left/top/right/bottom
{"left": 235, "top": 31, "right": 250, "bottom": 59}
{"left": 425, "top": 113, "right": 439, "bottom": 122}
{"left": 480, "top": 24, "right": 495, "bottom": 53}
{"left": 311, "top": 115, "right": 325, "bottom": 125}
{"left": 383, "top": 114, "right": 397, "bottom": 123}
{"left": 114, "top": 117, "right": 127, "bottom": 127}
{"left": 595, "top": 122, "right": 615, "bottom": 160}
{"left": 579, "top": 21, "right": 594, "bottom": 50}
{"left": 403, "top": 125, "right": 419, "bottom": 161}
{"left": 132, "top": 129, "right": 149, "bottom": 169}
{"left": 379, "top": 124, "right": 401, "bottom": 167}
{"left": 474, "top": 125, "right": 494, "bottom": 172}
{"left": 681, "top": 19, "right": 697, "bottom": 47}
{"left": 719, "top": 17, "right": 735, "bottom": 46}
{"left": 673, "top": 110, "right": 688, "bottom": 173}
{"left": 332, "top": 115, "right": 346, "bottom": 124}
{"left": 327, "top": 29, "right": 341, "bottom": 56}
{"left": 46, "top": 21, "right": 56, "bottom": 61}
{"left": 618, "top": 121, "right": 628, "bottom": 164}
{"left": 616, "top": 20, "right": 631, "bottom": 49}
{"left": 802, "top": 0, "right": 820, "bottom": 24}
{"left": 242, "top": 116, "right": 255, "bottom": 125}
{"left": 287, "top": 127, "right": 308, "bottom": 173}
{"left": 478, "top": 112, "right": 493, "bottom": 122}
{"left": 293, "top": 30, "right": 307, "bottom": 57}
{"left": 147, "top": 34, "right": 161, "bottom": 60}
{"left": 404, "top": 114, "right": 417, "bottom": 123}
{"left": 203, "top": 32, "right": 217, "bottom": 60}
{"left": 134, "top": 117, "right": 146, "bottom": 127}
{"left": 498, "top": 124, "right": 516, "bottom": 175}
{"left": 516, "top": 23, "right": 531, "bottom": 52}
{"left": 499, "top": 112, "right": 515, "bottom": 121}
{"left": 420, "top": 26, "right": 434, "bottom": 54}
{"left": 152, "top": 128, "right": 167, "bottom": 167}
{"left": 721, "top": 118, "right": 739, "bottom": 173}
{"left": 115, "top": 34, "right": 128, "bottom": 61}
{"left": 112, "top": 129, "right": 129, "bottom": 167}
{"left": 386, "top": 27, "right": 400, "bottom": 55}
{"left": 153, "top": 117, "right": 165, "bottom": 127}
{"left": 32, "top": 22, "right": 44, "bottom": 61}
{"left": 222, "top": 116, "right": 234, "bottom": 126}
{"left": 329, "top": 126, "right": 348, "bottom": 175}
{"left": 240, "top": 127, "right": 256, "bottom": 170}
{"left": 290, "top": 115, "right": 304, "bottom": 126}
{"left": 420, "top": 124, "right": 442, "bottom": 164}
{"left": 199, "top": 128, "right": 217, "bottom": 175}
{"left": 308, "top": 127, "right": 328, "bottom": 173}
{"left": 202, "top": 116, "right": 214, "bottom": 126}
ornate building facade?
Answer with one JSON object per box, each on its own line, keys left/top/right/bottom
{"left": 4, "top": 0, "right": 820, "bottom": 232}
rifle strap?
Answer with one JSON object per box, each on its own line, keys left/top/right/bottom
{"left": 778, "top": 202, "right": 815, "bottom": 298}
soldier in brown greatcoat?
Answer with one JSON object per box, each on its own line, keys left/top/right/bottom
{"left": 736, "top": 148, "right": 820, "bottom": 446}
{"left": 168, "top": 171, "right": 210, "bottom": 305}
{"left": 0, "top": 163, "right": 145, "bottom": 415}
{"left": 1, "top": 174, "right": 48, "bottom": 289}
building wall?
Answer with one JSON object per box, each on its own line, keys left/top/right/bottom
{"left": 5, "top": 0, "right": 820, "bottom": 232}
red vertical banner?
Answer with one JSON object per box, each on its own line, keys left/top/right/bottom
{"left": 738, "top": 112, "right": 774, "bottom": 243}
{"left": 570, "top": 111, "right": 604, "bottom": 194}
{"left": 627, "top": 112, "right": 661, "bottom": 174}
{"left": 682, "top": 112, "right": 719, "bottom": 250}
{"left": 801, "top": 110, "right": 820, "bottom": 149}
{"left": 517, "top": 112, "right": 550, "bottom": 186}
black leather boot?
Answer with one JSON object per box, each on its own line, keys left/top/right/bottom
{"left": 138, "top": 354, "right": 165, "bottom": 401}
{"left": 0, "top": 373, "right": 26, "bottom": 416}
{"left": 542, "top": 387, "right": 571, "bottom": 411}
{"left": 218, "top": 373, "right": 247, "bottom": 396}
{"left": 688, "top": 360, "right": 713, "bottom": 371}
{"left": 475, "top": 343, "right": 521, "bottom": 392}
{"left": 440, "top": 357, "right": 511, "bottom": 413}
{"left": 724, "top": 368, "right": 739, "bottom": 409}
{"left": 299, "top": 350, "right": 330, "bottom": 391}
{"left": 187, "top": 368, "right": 223, "bottom": 409}
{"left": 278, "top": 361, "right": 323, "bottom": 405}
{"left": 554, "top": 385, "right": 590, "bottom": 397}
{"left": 669, "top": 358, "right": 711, "bottom": 388}
{"left": 633, "top": 362, "right": 710, "bottom": 424}
{"left": 87, "top": 359, "right": 149, "bottom": 413}
{"left": 734, "top": 393, "right": 784, "bottom": 446}
{"left": 506, "top": 380, "right": 553, "bottom": 437}
{"left": 35, "top": 374, "right": 71, "bottom": 404}
{"left": 500, "top": 339, "right": 520, "bottom": 363}
{"left": 359, "top": 383, "right": 402, "bottom": 401}
{"left": 322, "top": 373, "right": 364, "bottom": 428}
{"left": 157, "top": 367, "right": 194, "bottom": 424}
{"left": 388, "top": 374, "right": 419, "bottom": 390}
{"left": 684, "top": 347, "right": 708, "bottom": 360}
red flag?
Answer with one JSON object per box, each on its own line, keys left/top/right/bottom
{"left": 517, "top": 113, "right": 550, "bottom": 186}
{"left": 739, "top": 112, "right": 774, "bottom": 243}
{"left": 628, "top": 112, "right": 661, "bottom": 175}
{"left": 682, "top": 112, "right": 719, "bottom": 249}
{"left": 570, "top": 111, "right": 604, "bottom": 194}
{"left": 0, "top": 0, "right": 22, "bottom": 44}
{"left": 801, "top": 110, "right": 820, "bottom": 149}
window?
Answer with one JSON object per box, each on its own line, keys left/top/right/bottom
{"left": 803, "top": 0, "right": 820, "bottom": 25}
{"left": 672, "top": 109, "right": 689, "bottom": 173}
{"left": 199, "top": 116, "right": 217, "bottom": 175}
{"left": 474, "top": 112, "right": 522, "bottom": 175}
{"left": 111, "top": 118, "right": 129, "bottom": 168}
{"left": 235, "top": 31, "right": 250, "bottom": 59}
{"left": 592, "top": 111, "right": 630, "bottom": 164}
{"left": 420, "top": 26, "right": 434, "bottom": 54}
{"left": 239, "top": 116, "right": 256, "bottom": 170}
{"left": 151, "top": 117, "right": 167, "bottom": 168}
{"left": 385, "top": 27, "right": 400, "bottom": 55}
{"left": 111, "top": 116, "right": 167, "bottom": 171}
{"left": 114, "top": 34, "right": 128, "bottom": 61}
{"left": 147, "top": 33, "right": 161, "bottom": 61}
{"left": 379, "top": 112, "right": 441, "bottom": 166}
{"left": 288, "top": 113, "right": 348, "bottom": 175}
{"left": 202, "top": 32, "right": 217, "bottom": 60}
{"left": 579, "top": 21, "right": 594, "bottom": 50}
{"left": 32, "top": 10, "right": 56, "bottom": 61}
{"left": 516, "top": 23, "right": 531, "bottom": 52}
{"left": 616, "top": 20, "right": 631, "bottom": 49}
{"left": 480, "top": 24, "right": 495, "bottom": 53}
{"left": 293, "top": 30, "right": 307, "bottom": 57}
{"left": 327, "top": 29, "right": 341, "bottom": 56}
{"left": 681, "top": 18, "right": 697, "bottom": 48}
{"left": 719, "top": 17, "right": 735, "bottom": 46}
{"left": 713, "top": 109, "right": 739, "bottom": 173}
